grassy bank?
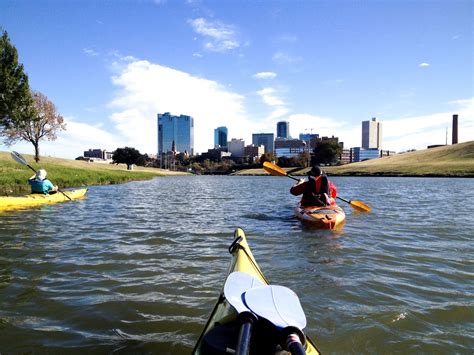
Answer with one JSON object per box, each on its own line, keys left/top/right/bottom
{"left": 324, "top": 141, "right": 474, "bottom": 177}
{"left": 0, "top": 152, "right": 188, "bottom": 194}
{"left": 235, "top": 141, "right": 474, "bottom": 177}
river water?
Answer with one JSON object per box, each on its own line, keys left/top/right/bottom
{"left": 0, "top": 176, "right": 472, "bottom": 353}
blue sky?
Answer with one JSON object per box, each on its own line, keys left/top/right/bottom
{"left": 1, "top": 0, "right": 472, "bottom": 159}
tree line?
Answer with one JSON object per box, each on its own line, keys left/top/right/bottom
{"left": 111, "top": 139, "right": 343, "bottom": 174}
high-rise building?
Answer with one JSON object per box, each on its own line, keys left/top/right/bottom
{"left": 157, "top": 112, "right": 194, "bottom": 155}
{"left": 277, "top": 121, "right": 290, "bottom": 139}
{"left": 252, "top": 133, "right": 275, "bottom": 154}
{"left": 362, "top": 117, "right": 382, "bottom": 149}
{"left": 228, "top": 138, "right": 245, "bottom": 157}
{"left": 274, "top": 138, "right": 305, "bottom": 158}
{"left": 299, "top": 133, "right": 319, "bottom": 151}
{"left": 214, "top": 126, "right": 228, "bottom": 148}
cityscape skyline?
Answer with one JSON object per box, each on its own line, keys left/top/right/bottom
{"left": 1, "top": 1, "right": 472, "bottom": 159}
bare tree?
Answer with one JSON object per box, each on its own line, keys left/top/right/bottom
{"left": 3, "top": 91, "right": 66, "bottom": 162}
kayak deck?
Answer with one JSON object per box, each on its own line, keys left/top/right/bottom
{"left": 295, "top": 202, "right": 346, "bottom": 230}
{"left": 0, "top": 188, "right": 88, "bottom": 211}
{"left": 193, "top": 228, "right": 320, "bottom": 355}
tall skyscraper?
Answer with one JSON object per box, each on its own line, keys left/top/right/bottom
{"left": 362, "top": 117, "right": 382, "bottom": 149}
{"left": 252, "top": 133, "right": 275, "bottom": 154}
{"left": 214, "top": 126, "right": 228, "bottom": 148}
{"left": 277, "top": 121, "right": 290, "bottom": 139}
{"left": 157, "top": 112, "right": 194, "bottom": 155}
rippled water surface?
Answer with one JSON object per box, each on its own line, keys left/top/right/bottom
{"left": 0, "top": 176, "right": 473, "bottom": 353}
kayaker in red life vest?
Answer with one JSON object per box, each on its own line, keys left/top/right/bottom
{"left": 290, "top": 165, "right": 337, "bottom": 207}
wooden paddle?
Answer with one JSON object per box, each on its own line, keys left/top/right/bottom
{"left": 11, "top": 151, "right": 72, "bottom": 201}
{"left": 263, "top": 161, "right": 371, "bottom": 212}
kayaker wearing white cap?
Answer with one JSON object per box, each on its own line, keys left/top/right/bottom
{"left": 28, "top": 169, "right": 58, "bottom": 195}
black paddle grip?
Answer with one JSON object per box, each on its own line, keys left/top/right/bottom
{"left": 282, "top": 326, "right": 306, "bottom": 355}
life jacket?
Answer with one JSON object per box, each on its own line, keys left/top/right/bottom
{"left": 304, "top": 175, "right": 332, "bottom": 206}
{"left": 309, "top": 175, "right": 329, "bottom": 195}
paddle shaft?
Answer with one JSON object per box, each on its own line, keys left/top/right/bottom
{"left": 336, "top": 196, "right": 349, "bottom": 203}
{"left": 286, "top": 333, "right": 306, "bottom": 355}
{"left": 236, "top": 311, "right": 257, "bottom": 355}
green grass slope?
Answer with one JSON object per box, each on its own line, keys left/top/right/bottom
{"left": 0, "top": 152, "right": 188, "bottom": 194}
{"left": 324, "top": 141, "right": 474, "bottom": 177}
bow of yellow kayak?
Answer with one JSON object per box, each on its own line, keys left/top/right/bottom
{"left": 193, "top": 228, "right": 320, "bottom": 355}
{"left": 0, "top": 188, "right": 88, "bottom": 212}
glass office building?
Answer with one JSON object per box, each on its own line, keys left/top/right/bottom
{"left": 214, "top": 126, "right": 228, "bottom": 148}
{"left": 157, "top": 112, "right": 194, "bottom": 155}
{"left": 276, "top": 121, "right": 290, "bottom": 139}
{"left": 252, "top": 133, "right": 274, "bottom": 154}
{"left": 352, "top": 147, "right": 380, "bottom": 162}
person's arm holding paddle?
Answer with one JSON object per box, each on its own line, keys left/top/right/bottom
{"left": 289, "top": 177, "right": 306, "bottom": 196}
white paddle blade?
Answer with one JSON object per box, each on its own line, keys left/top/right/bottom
{"left": 224, "top": 271, "right": 265, "bottom": 314}
{"left": 11, "top": 151, "right": 28, "bottom": 165}
{"left": 244, "top": 285, "right": 307, "bottom": 329}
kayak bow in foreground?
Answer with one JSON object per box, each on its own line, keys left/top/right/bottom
{"left": 193, "top": 228, "right": 320, "bottom": 355}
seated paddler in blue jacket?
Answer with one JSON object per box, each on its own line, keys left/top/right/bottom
{"left": 28, "top": 169, "right": 58, "bottom": 195}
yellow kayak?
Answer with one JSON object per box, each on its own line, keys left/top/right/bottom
{"left": 193, "top": 228, "right": 320, "bottom": 354}
{"left": 0, "top": 188, "right": 88, "bottom": 211}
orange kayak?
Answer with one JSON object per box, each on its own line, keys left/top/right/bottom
{"left": 295, "top": 202, "right": 346, "bottom": 230}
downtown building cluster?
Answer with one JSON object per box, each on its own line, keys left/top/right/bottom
{"left": 156, "top": 112, "right": 392, "bottom": 164}
{"left": 79, "top": 113, "right": 460, "bottom": 165}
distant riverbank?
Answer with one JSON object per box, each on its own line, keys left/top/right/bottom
{"left": 2, "top": 142, "right": 472, "bottom": 194}
{"left": 0, "top": 152, "right": 188, "bottom": 194}
{"left": 235, "top": 141, "right": 474, "bottom": 178}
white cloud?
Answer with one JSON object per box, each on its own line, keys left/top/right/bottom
{"left": 257, "top": 88, "right": 285, "bottom": 106}
{"left": 188, "top": 18, "right": 240, "bottom": 52}
{"left": 419, "top": 62, "right": 430, "bottom": 67}
{"left": 371, "top": 99, "right": 473, "bottom": 152}
{"left": 272, "top": 51, "right": 301, "bottom": 64}
{"left": 108, "top": 58, "right": 253, "bottom": 153}
{"left": 83, "top": 48, "right": 99, "bottom": 57}
{"left": 253, "top": 72, "right": 277, "bottom": 80}
{"left": 267, "top": 107, "right": 290, "bottom": 121}
{"left": 4, "top": 117, "right": 123, "bottom": 159}
{"left": 288, "top": 113, "right": 348, "bottom": 140}
{"left": 286, "top": 98, "right": 473, "bottom": 152}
